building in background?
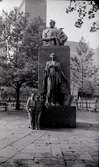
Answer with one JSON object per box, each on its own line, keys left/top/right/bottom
{"left": 19, "top": 0, "right": 46, "bottom": 23}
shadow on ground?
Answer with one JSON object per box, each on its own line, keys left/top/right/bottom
{"left": 0, "top": 155, "right": 98, "bottom": 167}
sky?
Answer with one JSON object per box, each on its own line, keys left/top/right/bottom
{"left": 47, "top": 0, "right": 99, "bottom": 50}
{"left": 0, "top": 0, "right": 99, "bottom": 50}
{"left": 0, "top": 0, "right": 21, "bottom": 12}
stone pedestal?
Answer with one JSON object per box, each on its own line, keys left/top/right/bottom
{"left": 38, "top": 46, "right": 70, "bottom": 92}
{"left": 40, "top": 106, "right": 76, "bottom": 128}
{"left": 38, "top": 45, "right": 76, "bottom": 128}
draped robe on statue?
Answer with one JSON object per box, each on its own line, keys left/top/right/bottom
{"left": 43, "top": 59, "right": 66, "bottom": 106}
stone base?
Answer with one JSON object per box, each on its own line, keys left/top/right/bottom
{"left": 40, "top": 106, "right": 76, "bottom": 128}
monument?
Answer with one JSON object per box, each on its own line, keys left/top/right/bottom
{"left": 39, "top": 20, "right": 76, "bottom": 128}
{"left": 20, "top": 0, "right": 76, "bottom": 128}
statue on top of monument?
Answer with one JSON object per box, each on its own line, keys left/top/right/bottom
{"left": 42, "top": 52, "right": 70, "bottom": 107}
{"left": 42, "top": 19, "right": 68, "bottom": 46}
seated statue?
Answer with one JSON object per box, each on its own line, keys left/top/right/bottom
{"left": 42, "top": 53, "right": 70, "bottom": 107}
{"left": 42, "top": 19, "right": 68, "bottom": 46}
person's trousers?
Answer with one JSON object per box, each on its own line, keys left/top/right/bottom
{"left": 28, "top": 110, "right": 35, "bottom": 129}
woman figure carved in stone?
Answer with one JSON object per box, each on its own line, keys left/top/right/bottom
{"left": 43, "top": 53, "right": 70, "bottom": 107}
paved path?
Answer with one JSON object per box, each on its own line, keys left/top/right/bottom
{"left": 77, "top": 111, "right": 99, "bottom": 129}
{"left": 0, "top": 111, "right": 98, "bottom": 167}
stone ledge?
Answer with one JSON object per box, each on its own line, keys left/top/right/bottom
{"left": 40, "top": 106, "right": 76, "bottom": 128}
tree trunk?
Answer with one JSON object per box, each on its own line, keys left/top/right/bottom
{"left": 16, "top": 83, "right": 20, "bottom": 110}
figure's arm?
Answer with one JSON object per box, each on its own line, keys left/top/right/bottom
{"left": 42, "top": 63, "right": 49, "bottom": 95}
{"left": 57, "top": 29, "right": 68, "bottom": 45}
{"left": 44, "top": 62, "right": 49, "bottom": 74}
{"left": 42, "top": 29, "right": 57, "bottom": 41}
{"left": 60, "top": 67, "right": 70, "bottom": 91}
{"left": 42, "top": 36, "right": 56, "bottom": 41}
{"left": 26, "top": 98, "right": 30, "bottom": 111}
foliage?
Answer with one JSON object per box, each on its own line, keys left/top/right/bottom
{"left": 0, "top": 8, "right": 45, "bottom": 109}
{"left": 65, "top": 0, "right": 99, "bottom": 31}
{"left": 93, "top": 70, "right": 99, "bottom": 86}
{"left": 0, "top": 86, "right": 15, "bottom": 100}
{"left": 71, "top": 37, "right": 97, "bottom": 94}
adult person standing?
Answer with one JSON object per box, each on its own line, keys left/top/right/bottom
{"left": 26, "top": 92, "right": 36, "bottom": 129}
{"left": 26, "top": 91, "right": 44, "bottom": 130}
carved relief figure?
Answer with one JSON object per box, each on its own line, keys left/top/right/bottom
{"left": 42, "top": 53, "right": 70, "bottom": 107}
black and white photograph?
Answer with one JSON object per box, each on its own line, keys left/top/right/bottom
{"left": 0, "top": 0, "right": 99, "bottom": 166}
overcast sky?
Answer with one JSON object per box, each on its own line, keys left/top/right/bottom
{"left": 47, "top": 0, "right": 99, "bottom": 50}
{"left": 0, "top": 0, "right": 99, "bottom": 50}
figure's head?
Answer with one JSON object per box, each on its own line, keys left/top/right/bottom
{"left": 49, "top": 19, "right": 56, "bottom": 28}
{"left": 49, "top": 52, "right": 56, "bottom": 60}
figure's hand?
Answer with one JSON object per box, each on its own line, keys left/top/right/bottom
{"left": 42, "top": 37, "right": 55, "bottom": 41}
{"left": 28, "top": 109, "right": 31, "bottom": 112}
{"left": 45, "top": 99, "right": 49, "bottom": 108}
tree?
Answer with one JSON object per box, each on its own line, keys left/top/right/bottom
{"left": 71, "top": 37, "right": 97, "bottom": 96}
{"left": 0, "top": 8, "right": 45, "bottom": 110}
{"left": 65, "top": 0, "right": 99, "bottom": 31}
{"left": 93, "top": 70, "right": 99, "bottom": 87}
